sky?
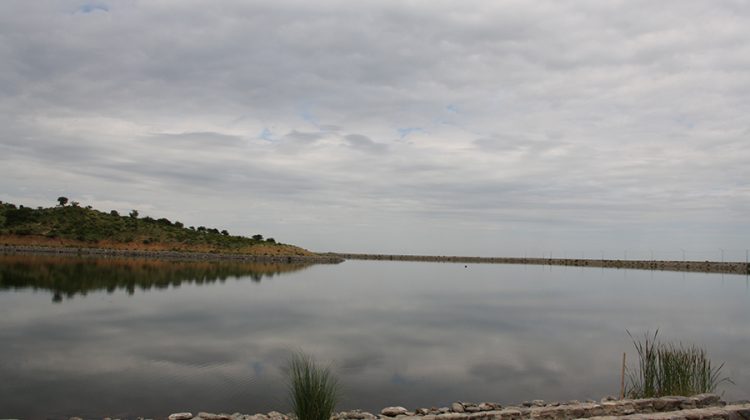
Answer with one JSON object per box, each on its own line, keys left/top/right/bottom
{"left": 1, "top": 1, "right": 749, "bottom": 260}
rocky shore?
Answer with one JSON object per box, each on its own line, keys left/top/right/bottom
{"left": 74, "top": 394, "right": 750, "bottom": 420}
{"left": 330, "top": 253, "right": 750, "bottom": 275}
{"left": 0, "top": 245, "right": 345, "bottom": 264}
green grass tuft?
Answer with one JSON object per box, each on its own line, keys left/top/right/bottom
{"left": 625, "top": 330, "right": 732, "bottom": 398}
{"left": 287, "top": 352, "right": 340, "bottom": 420}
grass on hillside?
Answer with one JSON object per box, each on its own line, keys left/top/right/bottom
{"left": 0, "top": 198, "right": 308, "bottom": 255}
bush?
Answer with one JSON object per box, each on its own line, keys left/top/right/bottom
{"left": 4, "top": 207, "right": 37, "bottom": 226}
{"left": 13, "top": 227, "right": 33, "bottom": 236}
{"left": 287, "top": 352, "right": 340, "bottom": 420}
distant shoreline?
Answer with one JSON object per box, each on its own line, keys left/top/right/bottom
{"left": 3, "top": 246, "right": 748, "bottom": 275}
{"left": 0, "top": 245, "right": 345, "bottom": 264}
{"left": 328, "top": 253, "right": 750, "bottom": 275}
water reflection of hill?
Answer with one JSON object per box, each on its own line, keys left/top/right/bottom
{"left": 0, "top": 255, "right": 313, "bottom": 302}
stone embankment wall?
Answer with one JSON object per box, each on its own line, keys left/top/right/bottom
{"left": 0, "top": 245, "right": 345, "bottom": 264}
{"left": 157, "top": 395, "right": 749, "bottom": 420}
{"left": 331, "top": 253, "right": 750, "bottom": 275}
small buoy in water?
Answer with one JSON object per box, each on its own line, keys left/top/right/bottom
{"left": 464, "top": 265, "right": 468, "bottom": 268}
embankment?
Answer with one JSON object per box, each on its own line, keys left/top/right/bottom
{"left": 161, "top": 394, "right": 750, "bottom": 420}
{"left": 330, "top": 253, "right": 750, "bottom": 275}
{"left": 1, "top": 245, "right": 344, "bottom": 264}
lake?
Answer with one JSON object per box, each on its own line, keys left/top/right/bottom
{"left": 1, "top": 254, "right": 748, "bottom": 419}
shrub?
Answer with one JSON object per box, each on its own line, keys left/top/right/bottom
{"left": 286, "top": 352, "right": 340, "bottom": 420}
{"left": 5, "top": 206, "right": 41, "bottom": 226}
{"left": 13, "top": 227, "right": 33, "bottom": 236}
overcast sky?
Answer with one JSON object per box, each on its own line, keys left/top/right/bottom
{"left": 1, "top": 1, "right": 748, "bottom": 259}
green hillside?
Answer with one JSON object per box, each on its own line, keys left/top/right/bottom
{"left": 0, "top": 198, "right": 309, "bottom": 255}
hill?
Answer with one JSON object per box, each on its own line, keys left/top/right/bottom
{"left": 0, "top": 198, "right": 313, "bottom": 256}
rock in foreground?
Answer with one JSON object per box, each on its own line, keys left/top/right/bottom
{"left": 153, "top": 394, "right": 748, "bottom": 420}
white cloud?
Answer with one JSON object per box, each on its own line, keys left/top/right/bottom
{"left": 0, "top": 0, "right": 748, "bottom": 259}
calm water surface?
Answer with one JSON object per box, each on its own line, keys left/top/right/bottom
{"left": 1, "top": 255, "right": 748, "bottom": 419}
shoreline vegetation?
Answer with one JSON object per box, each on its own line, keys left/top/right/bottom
{"left": 625, "top": 331, "right": 731, "bottom": 399}
{"left": 0, "top": 198, "right": 317, "bottom": 258}
{"left": 1, "top": 199, "right": 747, "bottom": 274}
{"left": 128, "top": 343, "right": 743, "bottom": 420}
{"left": 1, "top": 244, "right": 344, "bottom": 264}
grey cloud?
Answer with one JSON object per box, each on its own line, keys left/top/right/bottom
{"left": 282, "top": 130, "right": 327, "bottom": 144}
{"left": 319, "top": 124, "right": 343, "bottom": 132}
{"left": 151, "top": 132, "right": 246, "bottom": 148}
{"left": 0, "top": 0, "right": 748, "bottom": 256}
{"left": 344, "top": 134, "right": 388, "bottom": 154}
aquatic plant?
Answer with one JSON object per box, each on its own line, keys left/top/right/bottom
{"left": 625, "top": 330, "right": 732, "bottom": 398}
{"left": 287, "top": 352, "right": 340, "bottom": 420}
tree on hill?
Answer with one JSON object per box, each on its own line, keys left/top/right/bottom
{"left": 57, "top": 197, "right": 68, "bottom": 207}
{"left": 129, "top": 210, "right": 139, "bottom": 218}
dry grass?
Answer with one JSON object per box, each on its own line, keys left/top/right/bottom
{"left": 0, "top": 234, "right": 314, "bottom": 256}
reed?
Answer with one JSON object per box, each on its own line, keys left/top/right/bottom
{"left": 625, "top": 330, "right": 731, "bottom": 398}
{"left": 286, "top": 352, "right": 340, "bottom": 420}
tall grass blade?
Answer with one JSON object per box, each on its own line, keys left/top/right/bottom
{"left": 625, "top": 330, "right": 732, "bottom": 398}
{"left": 287, "top": 352, "right": 340, "bottom": 420}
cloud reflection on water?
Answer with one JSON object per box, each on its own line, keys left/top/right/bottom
{"left": 0, "top": 258, "right": 748, "bottom": 419}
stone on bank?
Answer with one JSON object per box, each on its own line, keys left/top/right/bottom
{"left": 152, "top": 394, "right": 749, "bottom": 420}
